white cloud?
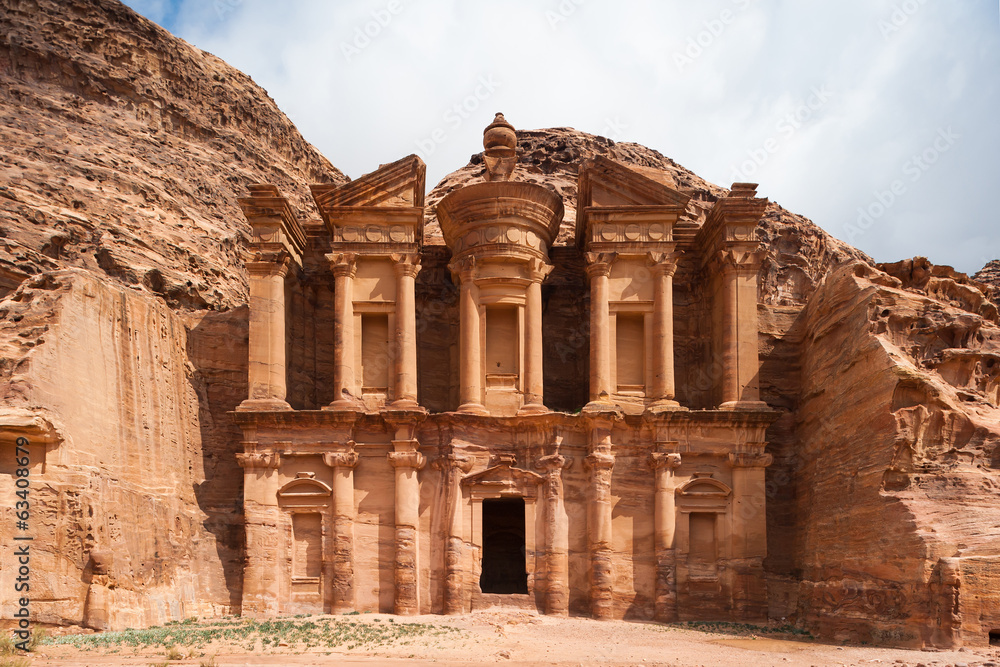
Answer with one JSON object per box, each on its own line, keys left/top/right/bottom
{"left": 124, "top": 0, "right": 1000, "bottom": 273}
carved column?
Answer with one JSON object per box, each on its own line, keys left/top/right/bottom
{"left": 728, "top": 445, "right": 772, "bottom": 620}
{"left": 236, "top": 450, "right": 282, "bottom": 615}
{"left": 650, "top": 449, "right": 682, "bottom": 622}
{"left": 391, "top": 254, "right": 422, "bottom": 409}
{"left": 387, "top": 442, "right": 425, "bottom": 615}
{"left": 452, "top": 258, "right": 487, "bottom": 415}
{"left": 328, "top": 253, "right": 359, "bottom": 409}
{"left": 442, "top": 452, "right": 474, "bottom": 614}
{"left": 240, "top": 254, "right": 292, "bottom": 411}
{"left": 520, "top": 259, "right": 553, "bottom": 414}
{"left": 324, "top": 449, "right": 359, "bottom": 612}
{"left": 585, "top": 425, "right": 616, "bottom": 620}
{"left": 585, "top": 253, "right": 615, "bottom": 404}
{"left": 649, "top": 252, "right": 680, "bottom": 410}
{"left": 536, "top": 453, "right": 571, "bottom": 615}
{"left": 718, "top": 250, "right": 766, "bottom": 408}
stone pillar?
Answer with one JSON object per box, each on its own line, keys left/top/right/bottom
{"left": 585, "top": 440, "right": 616, "bottom": 619}
{"left": 650, "top": 449, "right": 682, "bottom": 622}
{"left": 391, "top": 253, "right": 421, "bottom": 410}
{"left": 443, "top": 452, "right": 474, "bottom": 614}
{"left": 328, "top": 253, "right": 360, "bottom": 409}
{"left": 324, "top": 449, "right": 359, "bottom": 612}
{"left": 728, "top": 445, "right": 772, "bottom": 620}
{"left": 240, "top": 254, "right": 292, "bottom": 411}
{"left": 236, "top": 450, "right": 282, "bottom": 615}
{"left": 387, "top": 442, "right": 425, "bottom": 615}
{"left": 536, "top": 453, "right": 571, "bottom": 615}
{"left": 453, "top": 258, "right": 488, "bottom": 415}
{"left": 718, "top": 250, "right": 766, "bottom": 409}
{"left": 520, "top": 259, "right": 553, "bottom": 415}
{"left": 585, "top": 253, "right": 615, "bottom": 404}
{"left": 649, "top": 252, "right": 680, "bottom": 410}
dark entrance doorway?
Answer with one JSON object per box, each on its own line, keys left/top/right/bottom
{"left": 480, "top": 498, "right": 528, "bottom": 594}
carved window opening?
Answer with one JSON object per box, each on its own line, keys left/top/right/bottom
{"left": 615, "top": 312, "right": 645, "bottom": 393}
{"left": 480, "top": 498, "right": 528, "bottom": 594}
{"left": 361, "top": 313, "right": 390, "bottom": 394}
{"left": 485, "top": 306, "right": 519, "bottom": 380}
{"left": 292, "top": 512, "right": 322, "bottom": 580}
{"left": 990, "top": 630, "right": 1000, "bottom": 646}
{"left": 688, "top": 512, "right": 717, "bottom": 577}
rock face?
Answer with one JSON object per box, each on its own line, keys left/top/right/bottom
{"left": 0, "top": 0, "right": 343, "bottom": 308}
{"left": 0, "top": 0, "right": 340, "bottom": 629}
{"left": 0, "top": 0, "right": 999, "bottom": 648}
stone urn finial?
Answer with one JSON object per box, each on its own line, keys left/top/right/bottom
{"left": 483, "top": 112, "right": 517, "bottom": 182}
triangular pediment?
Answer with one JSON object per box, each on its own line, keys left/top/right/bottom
{"left": 578, "top": 155, "right": 691, "bottom": 210}
{"left": 311, "top": 154, "right": 426, "bottom": 219}
{"left": 461, "top": 461, "right": 543, "bottom": 489}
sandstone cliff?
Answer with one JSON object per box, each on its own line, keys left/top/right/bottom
{"left": 0, "top": 0, "right": 344, "bottom": 309}
{"left": 0, "top": 0, "right": 342, "bottom": 628}
{"left": 2, "top": 0, "right": 1000, "bottom": 647}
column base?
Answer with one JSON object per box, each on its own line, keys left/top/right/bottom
{"left": 388, "top": 399, "right": 424, "bottom": 412}
{"left": 719, "top": 400, "right": 770, "bottom": 411}
{"left": 644, "top": 399, "right": 686, "bottom": 415}
{"left": 236, "top": 398, "right": 292, "bottom": 412}
{"left": 323, "top": 399, "right": 365, "bottom": 413}
{"left": 582, "top": 399, "right": 622, "bottom": 415}
{"left": 517, "top": 402, "right": 549, "bottom": 416}
{"left": 457, "top": 402, "right": 489, "bottom": 416}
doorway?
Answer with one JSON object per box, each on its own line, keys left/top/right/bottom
{"left": 480, "top": 498, "right": 528, "bottom": 594}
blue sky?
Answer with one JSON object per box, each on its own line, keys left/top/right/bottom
{"left": 123, "top": 0, "right": 1000, "bottom": 274}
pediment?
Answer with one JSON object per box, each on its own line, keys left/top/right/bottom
{"left": 277, "top": 477, "right": 332, "bottom": 499}
{"left": 311, "top": 154, "right": 426, "bottom": 222}
{"left": 578, "top": 155, "right": 691, "bottom": 210}
{"left": 462, "top": 461, "right": 543, "bottom": 495}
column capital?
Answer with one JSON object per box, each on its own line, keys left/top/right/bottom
{"left": 388, "top": 450, "right": 426, "bottom": 470}
{"left": 584, "top": 451, "right": 615, "bottom": 472}
{"left": 650, "top": 451, "right": 682, "bottom": 471}
{"left": 715, "top": 248, "right": 766, "bottom": 275}
{"left": 236, "top": 451, "right": 281, "bottom": 469}
{"left": 327, "top": 252, "right": 358, "bottom": 278}
{"left": 324, "top": 448, "right": 359, "bottom": 469}
{"left": 584, "top": 252, "right": 616, "bottom": 278}
{"left": 527, "top": 257, "right": 554, "bottom": 283}
{"left": 434, "top": 451, "right": 475, "bottom": 473}
{"left": 647, "top": 251, "right": 681, "bottom": 277}
{"left": 391, "top": 252, "right": 422, "bottom": 278}
{"left": 729, "top": 443, "right": 772, "bottom": 468}
{"left": 246, "top": 251, "right": 291, "bottom": 278}
{"left": 536, "top": 453, "right": 572, "bottom": 474}
{"left": 447, "top": 255, "right": 477, "bottom": 283}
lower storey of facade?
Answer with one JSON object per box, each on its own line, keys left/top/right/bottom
{"left": 233, "top": 407, "right": 776, "bottom": 621}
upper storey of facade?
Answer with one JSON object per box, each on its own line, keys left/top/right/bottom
{"left": 235, "top": 114, "right": 771, "bottom": 418}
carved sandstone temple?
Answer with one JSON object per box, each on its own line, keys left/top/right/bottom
{"left": 232, "top": 114, "right": 777, "bottom": 621}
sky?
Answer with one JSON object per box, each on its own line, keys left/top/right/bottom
{"left": 122, "top": 0, "right": 1000, "bottom": 274}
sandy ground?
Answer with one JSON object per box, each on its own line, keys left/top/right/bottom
{"left": 25, "top": 610, "right": 1000, "bottom": 667}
